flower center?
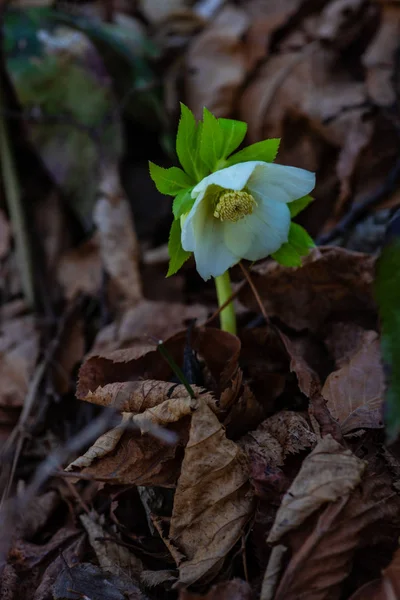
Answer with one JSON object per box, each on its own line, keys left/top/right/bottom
{"left": 213, "top": 189, "right": 257, "bottom": 222}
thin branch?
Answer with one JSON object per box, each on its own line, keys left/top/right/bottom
{"left": 317, "top": 155, "right": 400, "bottom": 246}
{"left": 239, "top": 262, "right": 270, "bottom": 325}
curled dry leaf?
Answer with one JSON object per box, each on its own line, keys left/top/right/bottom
{"left": 270, "top": 469, "right": 400, "bottom": 600}
{"left": 238, "top": 248, "right": 375, "bottom": 332}
{"left": 268, "top": 435, "right": 366, "bottom": 544}
{"left": 170, "top": 400, "right": 254, "bottom": 586}
{"left": 184, "top": 6, "right": 249, "bottom": 117}
{"left": 322, "top": 330, "right": 385, "bottom": 434}
{"left": 240, "top": 411, "right": 317, "bottom": 468}
{"left": 66, "top": 395, "right": 199, "bottom": 486}
{"left": 179, "top": 578, "right": 253, "bottom": 599}
{"left": 78, "top": 379, "right": 207, "bottom": 412}
{"left": 78, "top": 327, "right": 241, "bottom": 402}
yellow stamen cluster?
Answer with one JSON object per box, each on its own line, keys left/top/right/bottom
{"left": 213, "top": 189, "right": 257, "bottom": 222}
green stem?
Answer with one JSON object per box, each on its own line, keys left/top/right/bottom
{"left": 214, "top": 270, "right": 237, "bottom": 335}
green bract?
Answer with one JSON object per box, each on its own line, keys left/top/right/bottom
{"left": 149, "top": 104, "right": 315, "bottom": 277}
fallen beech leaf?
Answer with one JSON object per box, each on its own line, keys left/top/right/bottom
{"left": 324, "top": 322, "right": 370, "bottom": 368}
{"left": 80, "top": 513, "right": 143, "bottom": 583}
{"left": 66, "top": 396, "right": 198, "bottom": 486}
{"left": 238, "top": 248, "right": 375, "bottom": 332}
{"left": 0, "top": 314, "right": 39, "bottom": 408}
{"left": 92, "top": 300, "right": 208, "bottom": 354}
{"left": 280, "top": 333, "right": 344, "bottom": 442}
{"left": 78, "top": 327, "right": 240, "bottom": 402}
{"left": 184, "top": 6, "right": 249, "bottom": 117}
{"left": 240, "top": 411, "right": 317, "bottom": 468}
{"left": 268, "top": 435, "right": 366, "bottom": 543}
{"left": 348, "top": 548, "right": 400, "bottom": 600}
{"left": 78, "top": 379, "right": 206, "bottom": 412}
{"left": 57, "top": 235, "right": 102, "bottom": 300}
{"left": 271, "top": 469, "right": 400, "bottom": 600}
{"left": 322, "top": 330, "right": 385, "bottom": 434}
{"left": 94, "top": 164, "right": 142, "bottom": 309}
{"left": 170, "top": 399, "right": 254, "bottom": 586}
{"left": 179, "top": 578, "right": 253, "bottom": 599}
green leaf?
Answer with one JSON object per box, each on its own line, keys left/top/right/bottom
{"left": 224, "top": 138, "right": 280, "bottom": 167}
{"left": 218, "top": 118, "right": 247, "bottom": 159}
{"left": 374, "top": 237, "right": 400, "bottom": 441}
{"left": 176, "top": 103, "right": 207, "bottom": 181}
{"left": 149, "top": 162, "right": 193, "bottom": 196}
{"left": 172, "top": 188, "right": 194, "bottom": 219}
{"left": 200, "top": 107, "right": 224, "bottom": 171}
{"left": 272, "top": 222, "right": 315, "bottom": 267}
{"left": 289, "top": 195, "right": 314, "bottom": 218}
{"left": 167, "top": 218, "right": 192, "bottom": 277}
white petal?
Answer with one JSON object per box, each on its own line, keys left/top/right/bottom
{"left": 248, "top": 163, "right": 315, "bottom": 204}
{"left": 224, "top": 199, "right": 290, "bottom": 261}
{"left": 192, "top": 161, "right": 264, "bottom": 198}
{"left": 181, "top": 191, "right": 239, "bottom": 280}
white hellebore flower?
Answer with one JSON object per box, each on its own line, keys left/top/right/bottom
{"left": 181, "top": 160, "right": 316, "bottom": 280}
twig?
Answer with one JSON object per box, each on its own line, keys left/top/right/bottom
{"left": 317, "top": 155, "right": 400, "bottom": 245}
{"left": 0, "top": 82, "right": 35, "bottom": 307}
{"left": 239, "top": 262, "right": 270, "bottom": 325}
{"left": 202, "top": 285, "right": 242, "bottom": 327}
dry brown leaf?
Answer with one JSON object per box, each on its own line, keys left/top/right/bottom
{"left": 238, "top": 247, "right": 375, "bottom": 332}
{"left": 78, "top": 378, "right": 206, "bottom": 412}
{"left": 184, "top": 5, "right": 249, "bottom": 117}
{"left": 94, "top": 164, "right": 142, "bottom": 309}
{"left": 348, "top": 548, "right": 400, "bottom": 600}
{"left": 240, "top": 411, "right": 317, "bottom": 468}
{"left": 322, "top": 330, "right": 385, "bottom": 434}
{"left": 80, "top": 513, "right": 143, "bottom": 583}
{"left": 170, "top": 399, "right": 254, "bottom": 586}
{"left": 362, "top": 3, "right": 400, "bottom": 107}
{"left": 270, "top": 469, "right": 400, "bottom": 600}
{"left": 179, "top": 578, "right": 253, "bottom": 599}
{"left": 92, "top": 300, "right": 208, "bottom": 354}
{"left": 66, "top": 395, "right": 198, "bottom": 485}
{"left": 57, "top": 235, "right": 102, "bottom": 300}
{"left": 323, "top": 322, "right": 370, "bottom": 368}
{"left": 268, "top": 435, "right": 366, "bottom": 544}
{"left": 78, "top": 326, "right": 241, "bottom": 402}
{"left": 0, "top": 313, "right": 39, "bottom": 408}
